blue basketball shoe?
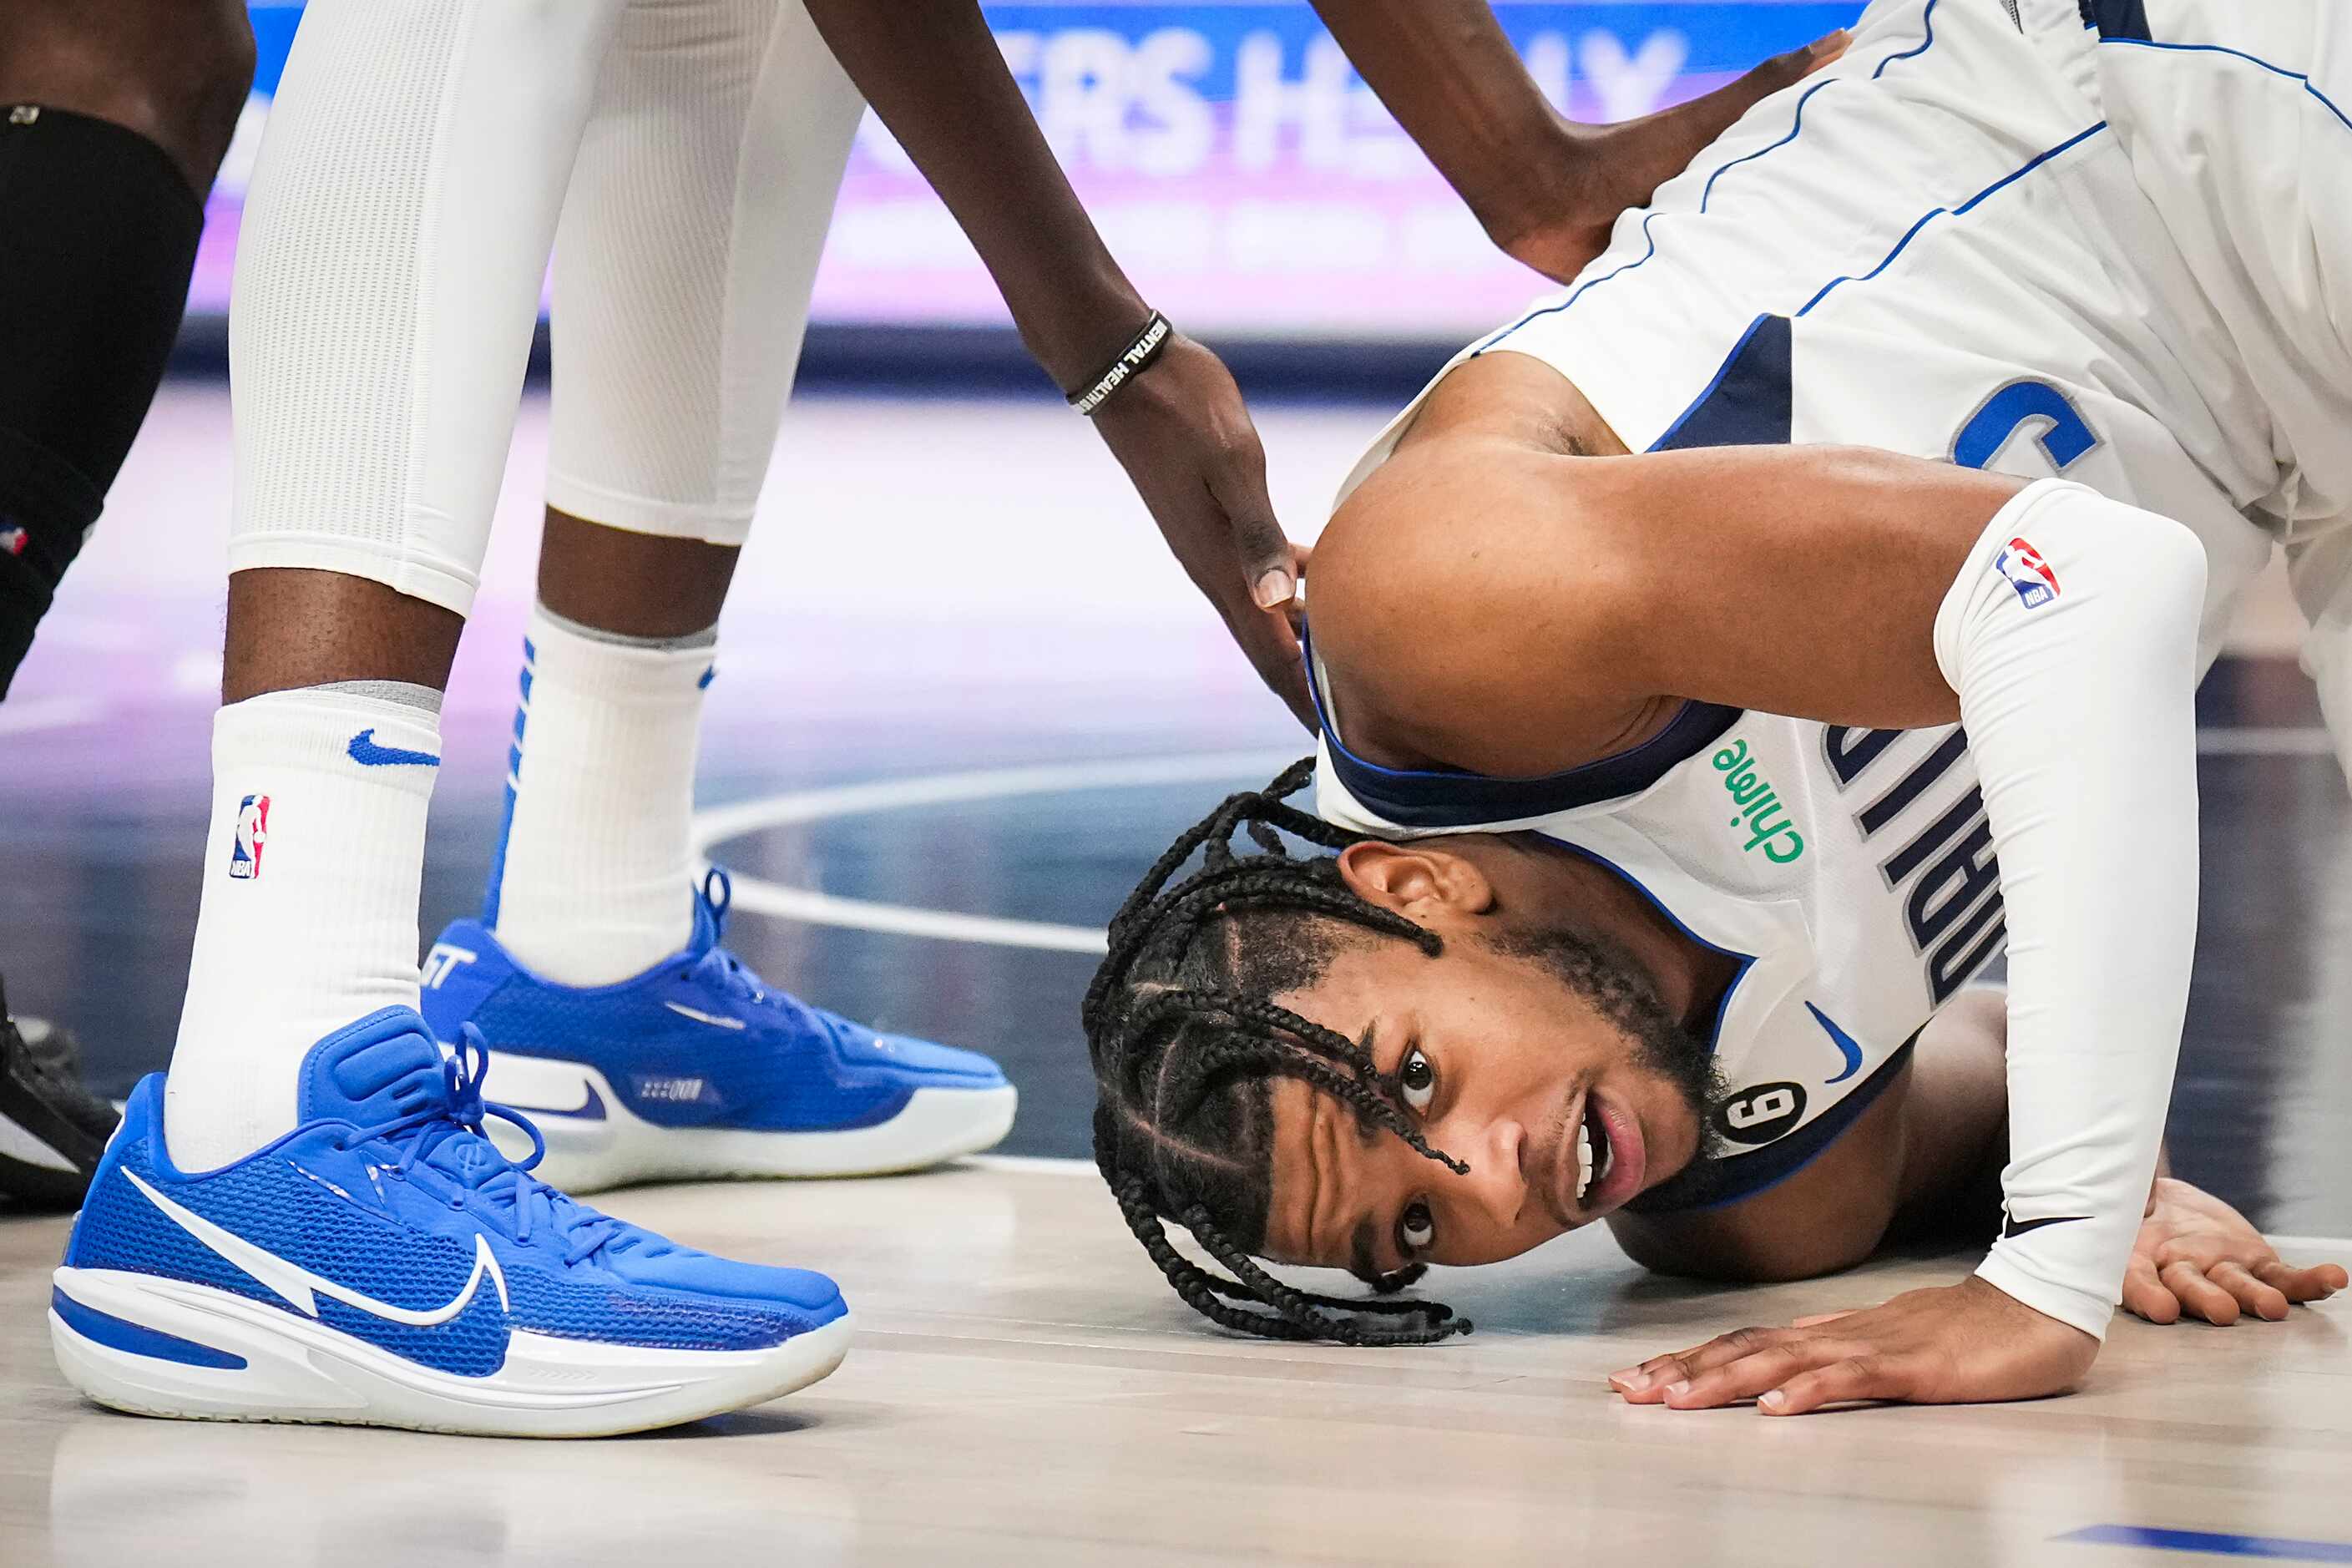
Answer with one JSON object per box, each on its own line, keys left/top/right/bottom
{"left": 417, "top": 872, "right": 1015, "bottom": 1192}
{"left": 50, "top": 1010, "right": 850, "bottom": 1437}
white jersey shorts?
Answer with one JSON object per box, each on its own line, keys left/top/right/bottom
{"left": 231, "top": 0, "right": 862, "bottom": 616}
{"left": 2081, "top": 0, "right": 2352, "bottom": 751}
{"left": 1342, "top": 0, "right": 2352, "bottom": 709}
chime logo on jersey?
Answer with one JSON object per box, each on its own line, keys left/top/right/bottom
{"left": 1711, "top": 737, "right": 1804, "bottom": 862}
{"left": 228, "top": 794, "right": 270, "bottom": 880}
{"left": 1993, "top": 536, "right": 2060, "bottom": 609}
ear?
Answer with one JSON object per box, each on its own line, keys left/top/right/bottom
{"left": 1335, "top": 838, "right": 1498, "bottom": 922}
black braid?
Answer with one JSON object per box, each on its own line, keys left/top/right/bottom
{"left": 1086, "top": 758, "right": 1474, "bottom": 1348}
{"left": 1185, "top": 1206, "right": 1467, "bottom": 1346}
{"left": 1146, "top": 990, "right": 1465, "bottom": 1176}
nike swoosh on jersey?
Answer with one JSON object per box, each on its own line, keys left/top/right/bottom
{"left": 503, "top": 1081, "right": 608, "bottom": 1121}
{"left": 1804, "top": 1002, "right": 1865, "bottom": 1086}
{"left": 125, "top": 1168, "right": 508, "bottom": 1325}
{"left": 665, "top": 1002, "right": 747, "bottom": 1031}
{"left": 346, "top": 729, "right": 443, "bottom": 768}
{"left": 2001, "top": 1212, "right": 2091, "bottom": 1240}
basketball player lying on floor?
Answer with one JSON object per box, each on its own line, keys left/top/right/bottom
{"left": 1084, "top": 0, "right": 2352, "bottom": 1414}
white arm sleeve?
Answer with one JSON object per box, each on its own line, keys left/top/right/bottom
{"left": 1932, "top": 479, "right": 2207, "bottom": 1341}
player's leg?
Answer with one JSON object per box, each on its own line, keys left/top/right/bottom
{"left": 0, "top": 0, "right": 251, "bottom": 692}
{"left": 168, "top": 0, "right": 632, "bottom": 1166}
{"left": 417, "top": 0, "right": 1013, "bottom": 1193}
{"left": 2097, "top": 0, "right": 2352, "bottom": 783}
{"left": 50, "top": 0, "right": 848, "bottom": 1436}
{"left": 511, "top": 0, "right": 852, "bottom": 986}
{"left": 2284, "top": 524, "right": 2352, "bottom": 787}
{"left": 2088, "top": 1, "right": 2352, "bottom": 529}
{"left": 0, "top": 0, "right": 255, "bottom": 1206}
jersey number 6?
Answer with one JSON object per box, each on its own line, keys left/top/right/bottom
{"left": 1715, "top": 1081, "right": 1808, "bottom": 1145}
{"left": 1951, "top": 379, "right": 2101, "bottom": 473}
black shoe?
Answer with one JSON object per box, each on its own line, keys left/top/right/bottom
{"left": 1, "top": 977, "right": 119, "bottom": 1208}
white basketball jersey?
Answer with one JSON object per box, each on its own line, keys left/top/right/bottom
{"left": 1313, "top": 0, "right": 2293, "bottom": 1210}
{"left": 1314, "top": 695, "right": 2008, "bottom": 1210}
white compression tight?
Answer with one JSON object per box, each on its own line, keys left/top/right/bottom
{"left": 230, "top": 0, "right": 866, "bottom": 613}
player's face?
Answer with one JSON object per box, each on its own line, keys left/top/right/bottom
{"left": 1255, "top": 933, "right": 1710, "bottom": 1277}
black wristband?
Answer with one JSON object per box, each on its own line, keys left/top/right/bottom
{"left": 1068, "top": 311, "right": 1171, "bottom": 416}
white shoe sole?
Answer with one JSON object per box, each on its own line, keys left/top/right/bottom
{"left": 51, "top": 1266, "right": 850, "bottom": 1439}
{"left": 483, "top": 1055, "right": 1018, "bottom": 1194}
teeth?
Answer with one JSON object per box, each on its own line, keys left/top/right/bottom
{"left": 1576, "top": 1120, "right": 1594, "bottom": 1203}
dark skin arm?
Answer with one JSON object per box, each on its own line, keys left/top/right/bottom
{"left": 1312, "top": 435, "right": 2015, "bottom": 781}
{"left": 799, "top": 3, "right": 1847, "bottom": 724}
{"left": 798, "top": 0, "right": 1313, "bottom": 723}
{"left": 1311, "top": 3, "right": 1849, "bottom": 282}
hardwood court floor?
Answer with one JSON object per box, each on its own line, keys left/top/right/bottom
{"left": 6, "top": 386, "right": 2352, "bottom": 1564}
{"left": 3, "top": 1161, "right": 2349, "bottom": 1567}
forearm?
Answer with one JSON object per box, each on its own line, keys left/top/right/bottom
{"left": 1585, "top": 468, "right": 2205, "bottom": 1333}
{"left": 1935, "top": 483, "right": 2205, "bottom": 1338}
{"left": 797, "top": 0, "right": 1146, "bottom": 389}
{"left": 1306, "top": 1, "right": 1571, "bottom": 245}
{"left": 1892, "top": 986, "right": 2175, "bottom": 1244}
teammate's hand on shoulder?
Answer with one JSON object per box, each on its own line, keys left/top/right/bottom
{"left": 1090, "top": 331, "right": 1315, "bottom": 729}
{"left": 1606, "top": 1276, "right": 2097, "bottom": 1415}
{"left": 1498, "top": 30, "right": 1849, "bottom": 286}
{"left": 2123, "top": 1176, "right": 2348, "bottom": 1326}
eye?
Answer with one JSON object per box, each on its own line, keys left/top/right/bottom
{"left": 1396, "top": 1046, "right": 1437, "bottom": 1114}
{"left": 1398, "top": 1199, "right": 1436, "bottom": 1255}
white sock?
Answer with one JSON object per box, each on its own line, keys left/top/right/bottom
{"left": 164, "top": 684, "right": 443, "bottom": 1171}
{"left": 484, "top": 603, "right": 712, "bottom": 986}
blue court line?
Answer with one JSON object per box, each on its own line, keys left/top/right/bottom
{"left": 1793, "top": 120, "right": 2107, "bottom": 316}
{"left": 1471, "top": 0, "right": 1941, "bottom": 356}
{"left": 2099, "top": 38, "right": 2352, "bottom": 137}
{"left": 2058, "top": 1525, "right": 2352, "bottom": 1563}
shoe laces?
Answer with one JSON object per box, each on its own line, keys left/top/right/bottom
{"left": 340, "top": 1025, "right": 626, "bottom": 1266}
{"left": 694, "top": 867, "right": 865, "bottom": 1049}
{"left": 698, "top": 867, "right": 766, "bottom": 1004}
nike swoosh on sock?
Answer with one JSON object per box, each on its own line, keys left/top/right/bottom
{"left": 347, "top": 729, "right": 442, "bottom": 768}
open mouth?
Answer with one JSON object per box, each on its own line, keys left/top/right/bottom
{"left": 1564, "top": 1088, "right": 1647, "bottom": 1222}
{"left": 1575, "top": 1094, "right": 1611, "bottom": 1207}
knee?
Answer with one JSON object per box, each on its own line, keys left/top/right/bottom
{"left": 8, "top": 0, "right": 258, "bottom": 191}
{"left": 149, "top": 0, "right": 259, "bottom": 177}
{"left": 185, "top": 1, "right": 260, "bottom": 149}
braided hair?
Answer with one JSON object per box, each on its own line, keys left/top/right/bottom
{"left": 1084, "top": 758, "right": 1475, "bottom": 1346}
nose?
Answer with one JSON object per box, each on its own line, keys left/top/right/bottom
{"left": 1448, "top": 1115, "right": 1529, "bottom": 1230}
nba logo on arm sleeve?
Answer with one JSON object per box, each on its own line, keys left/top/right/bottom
{"left": 228, "top": 794, "right": 269, "bottom": 880}
{"left": 1993, "top": 538, "right": 2061, "bottom": 609}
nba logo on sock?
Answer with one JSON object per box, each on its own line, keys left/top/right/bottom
{"left": 229, "top": 794, "right": 270, "bottom": 880}
{"left": 1993, "top": 536, "right": 2060, "bottom": 609}
{"left": 0, "top": 524, "right": 26, "bottom": 558}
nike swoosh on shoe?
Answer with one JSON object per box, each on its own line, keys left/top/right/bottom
{"left": 503, "top": 1081, "right": 609, "bottom": 1121}
{"left": 125, "top": 1169, "right": 508, "bottom": 1327}
{"left": 665, "top": 1002, "right": 746, "bottom": 1030}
